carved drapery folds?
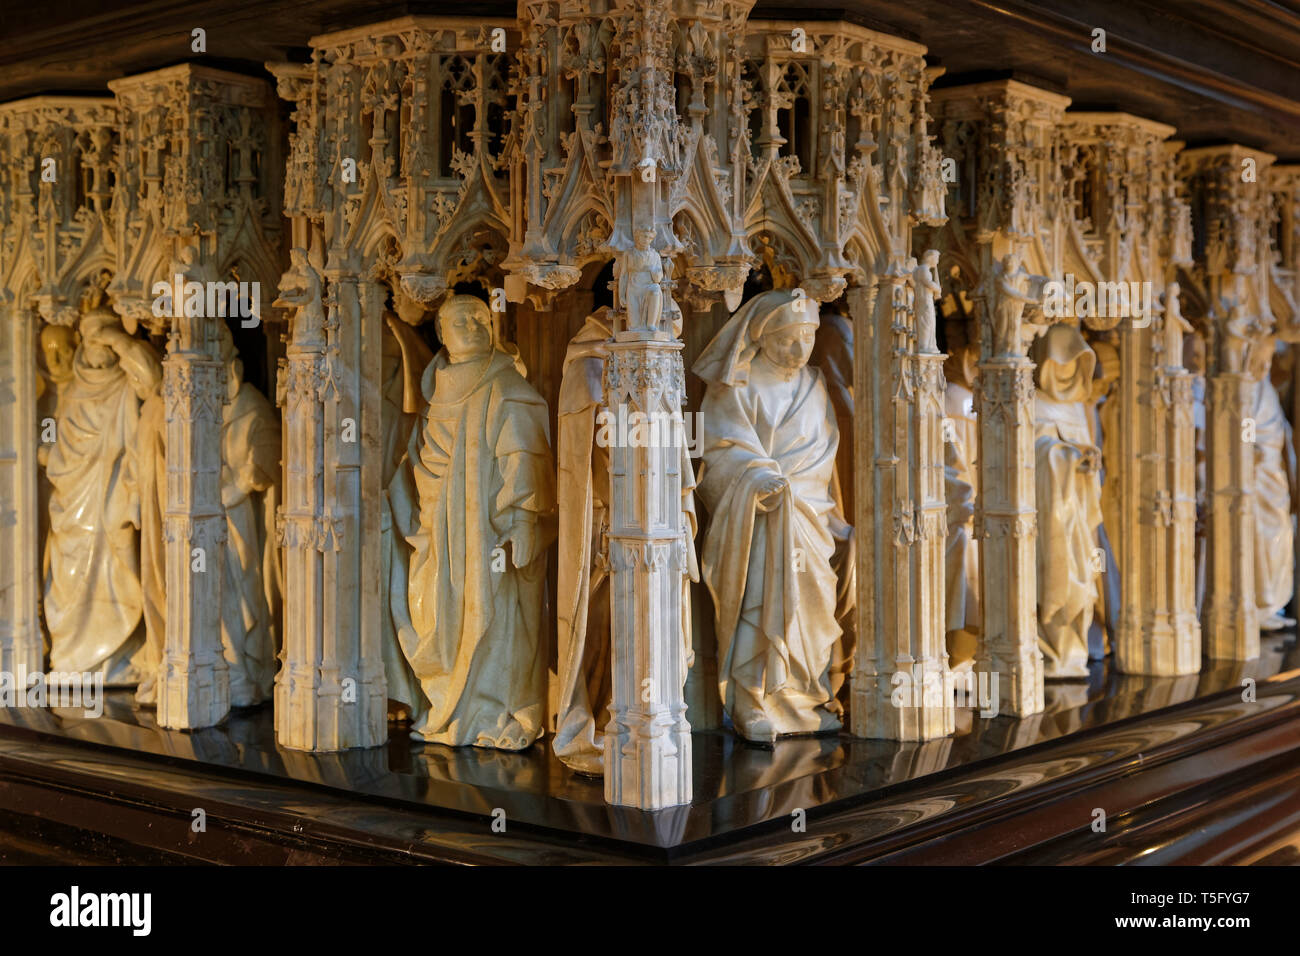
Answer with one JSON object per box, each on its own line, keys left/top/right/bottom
{"left": 0, "top": 97, "right": 118, "bottom": 681}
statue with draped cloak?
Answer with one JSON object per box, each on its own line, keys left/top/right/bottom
{"left": 43, "top": 307, "right": 161, "bottom": 682}
{"left": 1032, "top": 323, "right": 1102, "bottom": 679}
{"left": 1249, "top": 337, "right": 1296, "bottom": 630}
{"left": 390, "top": 294, "right": 556, "bottom": 750}
{"left": 943, "top": 338, "right": 980, "bottom": 670}
{"left": 693, "top": 289, "right": 855, "bottom": 744}
{"left": 552, "top": 307, "right": 700, "bottom": 775}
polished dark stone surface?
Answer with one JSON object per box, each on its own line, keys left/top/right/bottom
{"left": 1, "top": 635, "right": 1296, "bottom": 851}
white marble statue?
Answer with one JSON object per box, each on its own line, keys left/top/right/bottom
{"left": 1249, "top": 337, "right": 1296, "bottom": 630}
{"left": 390, "top": 294, "right": 556, "bottom": 750}
{"left": 989, "top": 251, "right": 1041, "bottom": 356}
{"left": 553, "top": 307, "right": 700, "bottom": 774}
{"left": 943, "top": 338, "right": 980, "bottom": 670}
{"left": 215, "top": 325, "right": 283, "bottom": 706}
{"left": 914, "top": 249, "right": 942, "bottom": 354}
{"left": 1162, "top": 282, "right": 1193, "bottom": 363}
{"left": 694, "top": 289, "right": 855, "bottom": 743}
{"left": 1031, "top": 323, "right": 1102, "bottom": 679}
{"left": 43, "top": 307, "right": 162, "bottom": 683}
{"left": 616, "top": 227, "right": 663, "bottom": 332}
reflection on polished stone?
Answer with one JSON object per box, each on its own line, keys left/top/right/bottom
{"left": 1, "top": 635, "right": 1296, "bottom": 849}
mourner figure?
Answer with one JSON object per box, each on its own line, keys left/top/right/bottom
{"left": 392, "top": 295, "right": 556, "bottom": 750}
{"left": 695, "top": 289, "right": 855, "bottom": 744}
{"left": 43, "top": 307, "right": 161, "bottom": 682}
{"left": 1032, "top": 324, "right": 1103, "bottom": 679}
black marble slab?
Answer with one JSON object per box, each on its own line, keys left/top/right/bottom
{"left": 0, "top": 634, "right": 1296, "bottom": 853}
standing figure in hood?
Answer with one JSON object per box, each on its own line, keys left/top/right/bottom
{"left": 694, "top": 289, "right": 855, "bottom": 744}
{"left": 1032, "top": 323, "right": 1102, "bottom": 678}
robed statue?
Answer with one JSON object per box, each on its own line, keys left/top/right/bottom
{"left": 43, "top": 307, "right": 161, "bottom": 682}
{"left": 390, "top": 295, "right": 556, "bottom": 750}
{"left": 1249, "top": 337, "right": 1296, "bottom": 630}
{"left": 1031, "top": 323, "right": 1102, "bottom": 679}
{"left": 693, "top": 289, "right": 855, "bottom": 744}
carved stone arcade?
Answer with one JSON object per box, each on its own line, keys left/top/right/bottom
{"left": 0, "top": 5, "right": 1296, "bottom": 813}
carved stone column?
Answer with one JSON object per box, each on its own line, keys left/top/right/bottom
{"left": 602, "top": 336, "right": 692, "bottom": 808}
{"left": 598, "top": 0, "right": 697, "bottom": 810}
{"left": 851, "top": 266, "right": 954, "bottom": 739}
{"left": 275, "top": 261, "right": 331, "bottom": 745}
{"left": 974, "top": 344, "right": 1044, "bottom": 716}
{"left": 1205, "top": 367, "right": 1260, "bottom": 658}
{"left": 110, "top": 65, "right": 283, "bottom": 728}
{"left": 275, "top": 269, "right": 387, "bottom": 750}
{"left": 1180, "top": 145, "right": 1278, "bottom": 661}
{"left": 268, "top": 29, "right": 397, "bottom": 749}
{"left": 1059, "top": 117, "right": 1199, "bottom": 675}
{"left": 931, "top": 81, "right": 1070, "bottom": 717}
{"left": 158, "top": 251, "right": 229, "bottom": 728}
{"left": 0, "top": 293, "right": 41, "bottom": 679}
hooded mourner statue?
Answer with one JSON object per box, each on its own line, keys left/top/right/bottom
{"left": 693, "top": 289, "right": 855, "bottom": 744}
{"left": 1032, "top": 323, "right": 1103, "bottom": 679}
{"left": 388, "top": 294, "right": 556, "bottom": 750}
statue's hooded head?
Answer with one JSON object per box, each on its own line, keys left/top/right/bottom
{"left": 79, "top": 308, "right": 124, "bottom": 370}
{"left": 40, "top": 323, "right": 77, "bottom": 383}
{"left": 436, "top": 294, "right": 494, "bottom": 363}
{"left": 693, "top": 288, "right": 820, "bottom": 387}
{"left": 1031, "top": 322, "right": 1095, "bottom": 403}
